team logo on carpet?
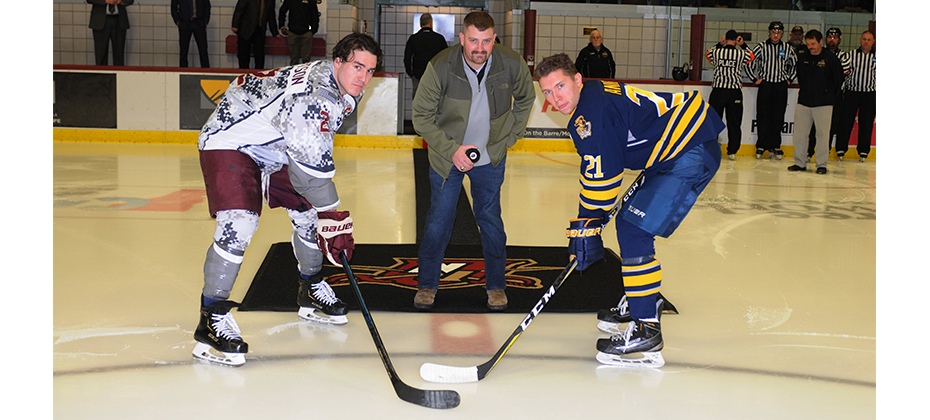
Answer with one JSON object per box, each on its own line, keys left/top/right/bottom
{"left": 324, "top": 257, "right": 563, "bottom": 291}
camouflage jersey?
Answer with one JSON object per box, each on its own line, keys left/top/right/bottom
{"left": 199, "top": 60, "right": 361, "bottom": 209}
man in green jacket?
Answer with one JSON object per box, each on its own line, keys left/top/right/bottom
{"left": 412, "top": 11, "right": 535, "bottom": 311}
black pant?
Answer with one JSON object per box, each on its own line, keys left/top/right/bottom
{"left": 755, "top": 81, "right": 788, "bottom": 152}
{"left": 179, "top": 20, "right": 210, "bottom": 68}
{"left": 237, "top": 29, "right": 266, "bottom": 69}
{"left": 93, "top": 15, "right": 127, "bottom": 66}
{"left": 709, "top": 88, "right": 743, "bottom": 155}
{"left": 836, "top": 91, "right": 876, "bottom": 157}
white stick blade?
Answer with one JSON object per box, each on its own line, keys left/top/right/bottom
{"left": 420, "top": 363, "right": 479, "bottom": 383}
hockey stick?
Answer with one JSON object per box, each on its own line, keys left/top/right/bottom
{"left": 419, "top": 171, "right": 645, "bottom": 383}
{"left": 340, "top": 251, "right": 461, "bottom": 409}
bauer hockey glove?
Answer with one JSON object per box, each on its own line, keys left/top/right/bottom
{"left": 566, "top": 218, "right": 605, "bottom": 271}
{"left": 317, "top": 211, "right": 355, "bottom": 267}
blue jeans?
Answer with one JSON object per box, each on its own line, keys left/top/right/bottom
{"left": 417, "top": 158, "right": 507, "bottom": 290}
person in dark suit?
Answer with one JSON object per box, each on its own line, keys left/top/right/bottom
{"left": 231, "top": 0, "right": 280, "bottom": 69}
{"left": 87, "top": 0, "right": 134, "bottom": 66}
{"left": 171, "top": 0, "right": 211, "bottom": 68}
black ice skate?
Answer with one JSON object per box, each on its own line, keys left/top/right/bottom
{"left": 297, "top": 274, "right": 348, "bottom": 325}
{"left": 193, "top": 300, "right": 248, "bottom": 367}
{"left": 595, "top": 320, "right": 665, "bottom": 368}
{"left": 596, "top": 295, "right": 666, "bottom": 334}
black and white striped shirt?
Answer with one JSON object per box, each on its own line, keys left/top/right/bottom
{"left": 747, "top": 39, "right": 797, "bottom": 83}
{"left": 844, "top": 47, "right": 876, "bottom": 92}
{"left": 705, "top": 43, "right": 755, "bottom": 89}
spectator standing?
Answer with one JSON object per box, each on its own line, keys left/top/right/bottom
{"left": 411, "top": 11, "right": 535, "bottom": 312}
{"left": 788, "top": 25, "right": 807, "bottom": 55}
{"left": 171, "top": 0, "right": 211, "bottom": 68}
{"left": 787, "top": 30, "right": 845, "bottom": 174}
{"left": 278, "top": 0, "right": 320, "bottom": 66}
{"left": 404, "top": 13, "right": 448, "bottom": 98}
{"left": 232, "top": 0, "right": 280, "bottom": 69}
{"left": 87, "top": 0, "right": 134, "bottom": 66}
{"left": 836, "top": 30, "right": 876, "bottom": 162}
{"left": 705, "top": 29, "right": 755, "bottom": 160}
{"left": 575, "top": 30, "right": 616, "bottom": 79}
{"left": 747, "top": 21, "right": 797, "bottom": 160}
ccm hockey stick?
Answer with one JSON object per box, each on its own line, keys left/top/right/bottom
{"left": 419, "top": 171, "right": 645, "bottom": 383}
{"left": 341, "top": 251, "right": 461, "bottom": 409}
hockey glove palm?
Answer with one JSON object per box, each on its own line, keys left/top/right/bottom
{"left": 317, "top": 211, "right": 354, "bottom": 267}
{"left": 566, "top": 218, "right": 605, "bottom": 271}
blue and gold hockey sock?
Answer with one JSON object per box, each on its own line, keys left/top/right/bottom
{"left": 622, "top": 256, "right": 662, "bottom": 321}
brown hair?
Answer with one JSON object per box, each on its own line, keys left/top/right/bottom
{"left": 462, "top": 11, "right": 494, "bottom": 32}
{"left": 332, "top": 32, "right": 384, "bottom": 71}
{"left": 533, "top": 53, "right": 577, "bottom": 81}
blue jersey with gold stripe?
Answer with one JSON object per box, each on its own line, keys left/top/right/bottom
{"left": 568, "top": 80, "right": 724, "bottom": 218}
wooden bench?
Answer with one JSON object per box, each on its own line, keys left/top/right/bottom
{"left": 225, "top": 35, "right": 327, "bottom": 57}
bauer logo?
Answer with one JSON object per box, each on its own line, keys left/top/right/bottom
{"left": 320, "top": 222, "right": 352, "bottom": 232}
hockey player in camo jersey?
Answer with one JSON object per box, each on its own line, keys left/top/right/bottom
{"left": 193, "top": 33, "right": 383, "bottom": 367}
{"left": 535, "top": 53, "right": 724, "bottom": 368}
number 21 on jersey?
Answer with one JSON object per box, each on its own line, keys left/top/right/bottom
{"left": 583, "top": 155, "right": 604, "bottom": 179}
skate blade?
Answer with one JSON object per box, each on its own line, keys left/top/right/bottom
{"left": 298, "top": 307, "right": 348, "bottom": 325}
{"left": 192, "top": 342, "right": 246, "bottom": 367}
{"left": 595, "top": 350, "right": 665, "bottom": 369}
{"left": 596, "top": 320, "right": 623, "bottom": 335}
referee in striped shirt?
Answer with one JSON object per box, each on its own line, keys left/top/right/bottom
{"left": 706, "top": 29, "right": 755, "bottom": 159}
{"left": 747, "top": 21, "right": 797, "bottom": 160}
{"left": 836, "top": 30, "right": 876, "bottom": 162}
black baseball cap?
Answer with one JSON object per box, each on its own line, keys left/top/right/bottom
{"left": 725, "top": 30, "right": 738, "bottom": 40}
{"left": 826, "top": 27, "right": 842, "bottom": 36}
{"left": 769, "top": 21, "right": 784, "bottom": 31}
{"left": 791, "top": 25, "right": 804, "bottom": 34}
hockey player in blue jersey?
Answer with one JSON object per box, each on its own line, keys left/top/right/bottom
{"left": 535, "top": 53, "right": 724, "bottom": 368}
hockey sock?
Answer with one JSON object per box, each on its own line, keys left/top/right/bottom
{"left": 622, "top": 256, "right": 662, "bottom": 321}
{"left": 202, "top": 210, "right": 258, "bottom": 301}
{"left": 288, "top": 208, "right": 324, "bottom": 277}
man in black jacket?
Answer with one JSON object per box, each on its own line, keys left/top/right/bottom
{"left": 232, "top": 0, "right": 280, "bottom": 69}
{"left": 574, "top": 30, "right": 615, "bottom": 79}
{"left": 87, "top": 0, "right": 134, "bottom": 66}
{"left": 278, "top": 0, "right": 320, "bottom": 65}
{"left": 404, "top": 13, "right": 448, "bottom": 97}
{"left": 788, "top": 29, "right": 845, "bottom": 174}
{"left": 171, "top": 0, "right": 211, "bottom": 68}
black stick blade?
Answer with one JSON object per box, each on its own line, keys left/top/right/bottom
{"left": 393, "top": 378, "right": 461, "bottom": 409}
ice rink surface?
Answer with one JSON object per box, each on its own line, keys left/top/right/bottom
{"left": 48, "top": 142, "right": 881, "bottom": 419}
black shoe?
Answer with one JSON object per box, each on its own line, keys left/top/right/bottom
{"left": 836, "top": 152, "right": 845, "bottom": 161}
{"left": 816, "top": 167, "right": 827, "bottom": 174}
{"left": 787, "top": 165, "right": 806, "bottom": 172}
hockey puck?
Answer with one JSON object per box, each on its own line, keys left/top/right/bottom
{"left": 466, "top": 148, "right": 480, "bottom": 163}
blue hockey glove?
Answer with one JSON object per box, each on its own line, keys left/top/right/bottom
{"left": 566, "top": 218, "right": 605, "bottom": 270}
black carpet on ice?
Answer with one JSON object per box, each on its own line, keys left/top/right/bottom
{"left": 239, "top": 149, "right": 677, "bottom": 314}
{"left": 238, "top": 243, "right": 674, "bottom": 314}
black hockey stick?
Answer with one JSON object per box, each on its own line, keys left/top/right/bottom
{"left": 340, "top": 251, "right": 461, "bottom": 409}
{"left": 419, "top": 172, "right": 645, "bottom": 383}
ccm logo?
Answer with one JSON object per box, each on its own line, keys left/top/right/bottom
{"left": 320, "top": 223, "right": 352, "bottom": 232}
